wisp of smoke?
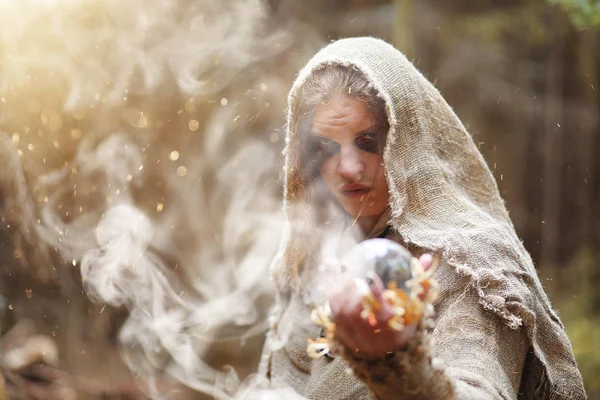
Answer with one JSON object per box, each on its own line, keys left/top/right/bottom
{"left": 0, "top": 0, "right": 323, "bottom": 398}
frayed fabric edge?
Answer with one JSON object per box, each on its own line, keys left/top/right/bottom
{"left": 452, "top": 262, "right": 524, "bottom": 330}
{"left": 449, "top": 259, "right": 587, "bottom": 399}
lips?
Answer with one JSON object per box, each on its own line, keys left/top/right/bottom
{"left": 340, "top": 184, "right": 371, "bottom": 199}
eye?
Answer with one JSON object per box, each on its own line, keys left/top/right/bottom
{"left": 355, "top": 133, "right": 382, "bottom": 153}
{"left": 313, "top": 137, "right": 339, "bottom": 156}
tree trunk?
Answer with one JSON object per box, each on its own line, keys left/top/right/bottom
{"left": 540, "top": 9, "right": 564, "bottom": 268}
{"left": 394, "top": 0, "right": 414, "bottom": 58}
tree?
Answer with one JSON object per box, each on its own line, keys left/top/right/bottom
{"left": 550, "top": 0, "right": 600, "bottom": 28}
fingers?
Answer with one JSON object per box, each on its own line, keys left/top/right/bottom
{"left": 366, "top": 274, "right": 395, "bottom": 323}
{"left": 366, "top": 272, "right": 384, "bottom": 296}
{"left": 329, "top": 284, "right": 368, "bottom": 350}
{"left": 416, "top": 253, "right": 436, "bottom": 302}
{"left": 418, "top": 253, "right": 433, "bottom": 271}
{"left": 324, "top": 252, "right": 437, "bottom": 359}
{"left": 330, "top": 276, "right": 397, "bottom": 351}
{"left": 329, "top": 274, "right": 424, "bottom": 358}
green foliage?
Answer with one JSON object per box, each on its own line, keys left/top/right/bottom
{"left": 550, "top": 0, "right": 600, "bottom": 28}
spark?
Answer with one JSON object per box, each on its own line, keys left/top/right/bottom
{"left": 122, "top": 108, "right": 148, "bottom": 128}
{"left": 188, "top": 119, "right": 200, "bottom": 131}
{"left": 176, "top": 166, "right": 188, "bottom": 177}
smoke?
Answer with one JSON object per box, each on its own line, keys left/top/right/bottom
{"left": 0, "top": 0, "right": 322, "bottom": 398}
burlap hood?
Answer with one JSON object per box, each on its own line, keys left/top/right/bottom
{"left": 270, "top": 37, "right": 585, "bottom": 398}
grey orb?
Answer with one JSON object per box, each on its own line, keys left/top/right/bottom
{"left": 341, "top": 238, "right": 413, "bottom": 291}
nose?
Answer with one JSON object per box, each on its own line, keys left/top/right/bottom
{"left": 337, "top": 145, "right": 364, "bottom": 180}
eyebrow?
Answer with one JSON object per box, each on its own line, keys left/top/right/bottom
{"left": 310, "top": 123, "right": 382, "bottom": 139}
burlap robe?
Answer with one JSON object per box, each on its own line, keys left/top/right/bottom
{"left": 260, "top": 37, "right": 586, "bottom": 399}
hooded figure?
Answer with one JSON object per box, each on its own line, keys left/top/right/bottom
{"left": 259, "top": 37, "right": 586, "bottom": 400}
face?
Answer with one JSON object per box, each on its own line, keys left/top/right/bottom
{"left": 310, "top": 95, "right": 389, "bottom": 224}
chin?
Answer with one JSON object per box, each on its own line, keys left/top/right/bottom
{"left": 342, "top": 204, "right": 380, "bottom": 219}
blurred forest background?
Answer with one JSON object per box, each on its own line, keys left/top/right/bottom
{"left": 0, "top": 0, "right": 598, "bottom": 399}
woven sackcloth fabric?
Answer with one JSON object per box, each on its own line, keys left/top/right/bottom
{"left": 260, "top": 37, "right": 586, "bottom": 399}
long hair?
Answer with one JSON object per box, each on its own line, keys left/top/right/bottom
{"left": 282, "top": 64, "right": 389, "bottom": 286}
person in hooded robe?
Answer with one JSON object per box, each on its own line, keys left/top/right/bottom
{"left": 258, "top": 37, "right": 586, "bottom": 400}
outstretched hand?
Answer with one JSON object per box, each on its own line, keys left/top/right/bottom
{"left": 328, "top": 254, "right": 433, "bottom": 359}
